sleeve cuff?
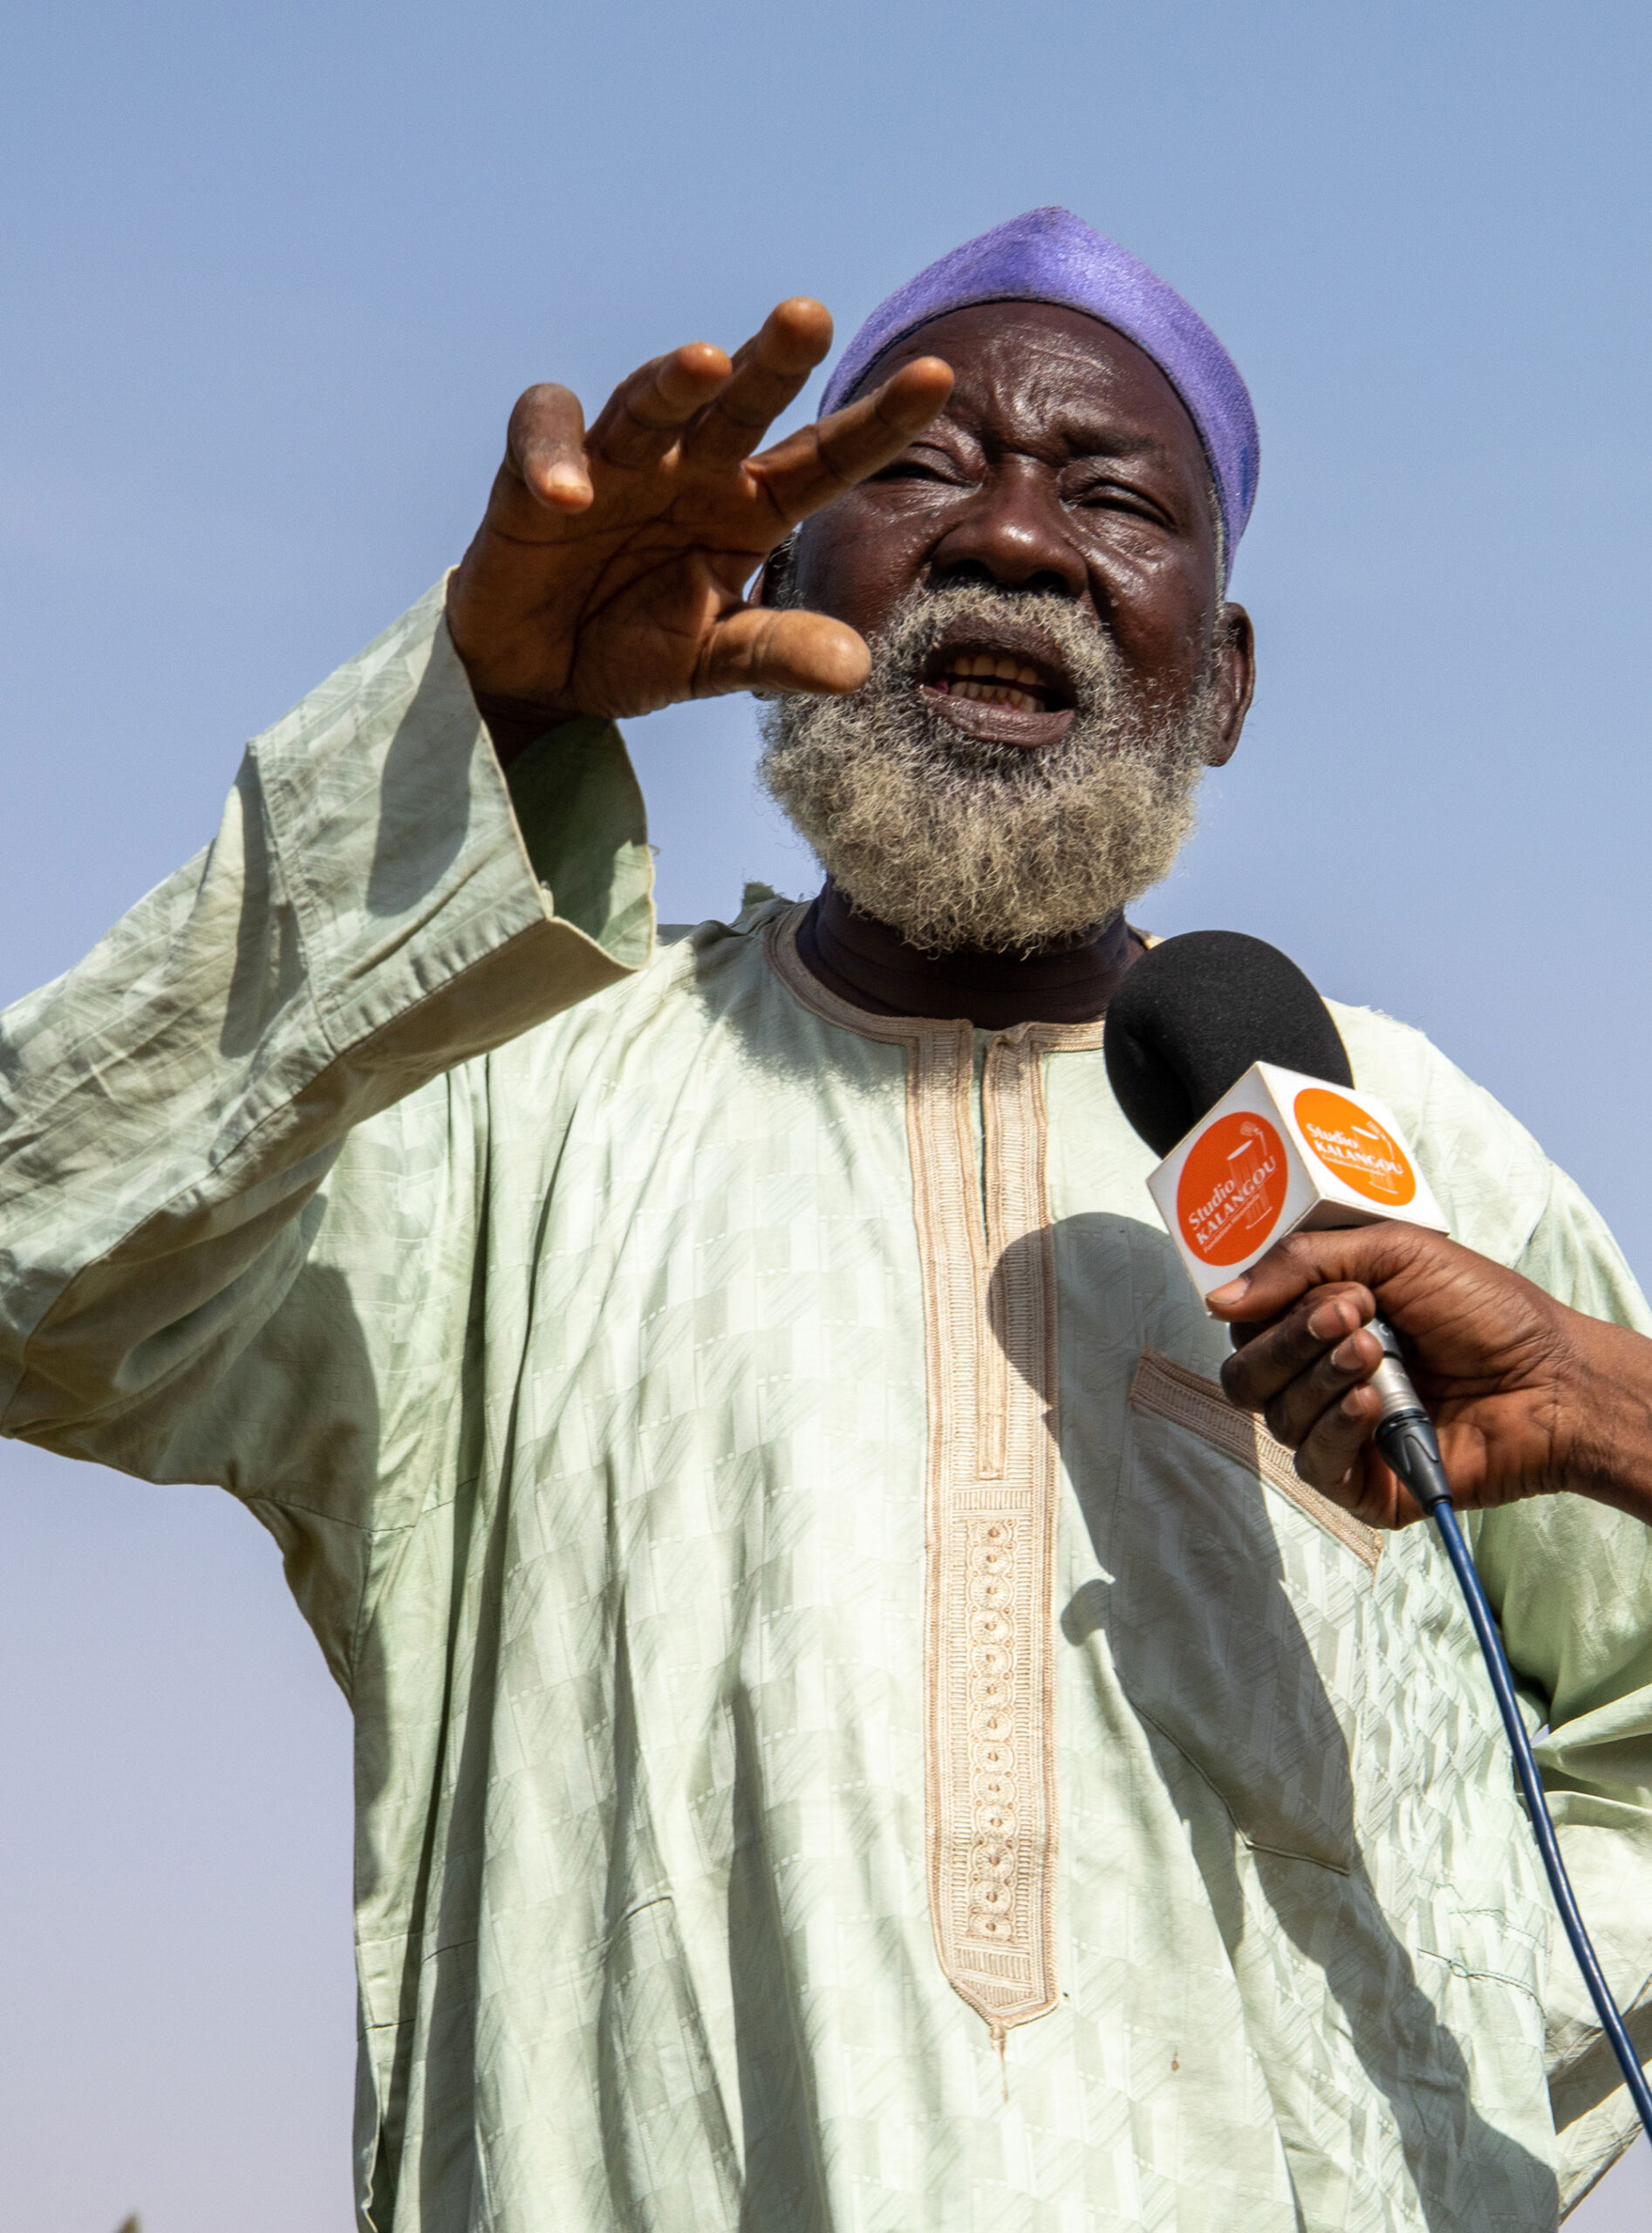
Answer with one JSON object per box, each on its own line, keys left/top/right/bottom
{"left": 253, "top": 580, "right": 655, "bottom": 1061}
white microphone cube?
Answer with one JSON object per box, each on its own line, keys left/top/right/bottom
{"left": 1145, "top": 1062, "right": 1450, "bottom": 1301}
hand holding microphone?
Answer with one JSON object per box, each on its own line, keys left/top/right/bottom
{"left": 1104, "top": 928, "right": 1652, "bottom": 1532}
{"left": 1205, "top": 1221, "right": 1619, "bottom": 1529}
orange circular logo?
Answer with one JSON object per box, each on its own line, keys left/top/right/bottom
{"left": 1176, "top": 1111, "right": 1290, "bottom": 1265}
{"left": 1293, "top": 1087, "right": 1416, "bottom": 1206}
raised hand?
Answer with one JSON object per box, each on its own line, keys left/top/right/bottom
{"left": 1206, "top": 1222, "right": 1652, "bottom": 1529}
{"left": 445, "top": 298, "right": 952, "bottom": 743}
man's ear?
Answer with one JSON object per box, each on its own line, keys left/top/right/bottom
{"left": 1204, "top": 603, "right": 1255, "bottom": 768}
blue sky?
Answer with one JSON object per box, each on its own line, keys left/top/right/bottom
{"left": 3, "top": 2, "right": 1650, "bottom": 2223}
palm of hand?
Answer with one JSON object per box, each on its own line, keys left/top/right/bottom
{"left": 446, "top": 300, "right": 951, "bottom": 724}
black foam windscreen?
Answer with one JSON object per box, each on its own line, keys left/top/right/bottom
{"left": 1103, "top": 931, "right": 1354, "bottom": 1157}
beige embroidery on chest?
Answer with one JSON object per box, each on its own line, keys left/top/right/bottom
{"left": 772, "top": 910, "right": 1101, "bottom": 2039}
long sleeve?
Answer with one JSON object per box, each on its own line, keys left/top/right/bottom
{"left": 0, "top": 581, "right": 652, "bottom": 1679}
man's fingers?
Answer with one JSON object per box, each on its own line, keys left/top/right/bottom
{"left": 1220, "top": 1284, "right": 1376, "bottom": 1411}
{"left": 1217, "top": 1280, "right": 1427, "bottom": 1521}
{"left": 682, "top": 298, "right": 835, "bottom": 470}
{"left": 507, "top": 385, "right": 594, "bottom": 511}
{"left": 1290, "top": 1382, "right": 1384, "bottom": 1492}
{"left": 1206, "top": 1225, "right": 1434, "bottom": 1327}
{"left": 812, "top": 356, "right": 955, "bottom": 488}
{"left": 1255, "top": 1324, "right": 1384, "bottom": 1449}
{"left": 591, "top": 342, "right": 734, "bottom": 471}
{"left": 693, "top": 606, "right": 871, "bottom": 700}
{"left": 1297, "top": 1412, "right": 1423, "bottom": 1528}
{"left": 754, "top": 357, "right": 954, "bottom": 522}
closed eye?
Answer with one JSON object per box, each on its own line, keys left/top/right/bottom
{"left": 1063, "top": 474, "right": 1176, "bottom": 527}
{"left": 869, "top": 450, "right": 975, "bottom": 488}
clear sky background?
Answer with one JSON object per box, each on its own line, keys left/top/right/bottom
{"left": 3, "top": 1, "right": 1650, "bottom": 2225}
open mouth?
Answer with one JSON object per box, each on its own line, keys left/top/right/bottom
{"left": 918, "top": 629, "right": 1078, "bottom": 748}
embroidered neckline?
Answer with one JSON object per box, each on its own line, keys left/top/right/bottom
{"left": 766, "top": 902, "right": 1078, "bottom": 2036}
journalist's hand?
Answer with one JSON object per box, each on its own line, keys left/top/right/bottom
{"left": 1205, "top": 1223, "right": 1652, "bottom": 1528}
{"left": 446, "top": 298, "right": 952, "bottom": 749}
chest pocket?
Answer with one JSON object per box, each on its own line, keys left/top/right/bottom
{"left": 1104, "top": 1351, "right": 1382, "bottom": 1873}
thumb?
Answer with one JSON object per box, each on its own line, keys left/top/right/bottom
{"left": 694, "top": 607, "right": 871, "bottom": 700}
{"left": 1205, "top": 1224, "right": 1430, "bottom": 1324}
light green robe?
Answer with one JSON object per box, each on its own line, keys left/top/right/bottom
{"left": 3, "top": 584, "right": 1651, "bottom": 2233}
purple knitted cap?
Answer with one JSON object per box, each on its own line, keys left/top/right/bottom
{"left": 820, "top": 208, "right": 1258, "bottom": 586}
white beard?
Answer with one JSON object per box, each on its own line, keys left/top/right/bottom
{"left": 757, "top": 584, "right": 1220, "bottom": 955}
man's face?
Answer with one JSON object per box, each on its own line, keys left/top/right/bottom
{"left": 758, "top": 304, "right": 1255, "bottom": 955}
{"left": 789, "top": 301, "right": 1253, "bottom": 755}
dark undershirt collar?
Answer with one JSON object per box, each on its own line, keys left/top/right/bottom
{"left": 794, "top": 880, "right": 1145, "bottom": 1031}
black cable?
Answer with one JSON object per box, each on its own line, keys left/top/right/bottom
{"left": 1375, "top": 1401, "right": 1652, "bottom": 2144}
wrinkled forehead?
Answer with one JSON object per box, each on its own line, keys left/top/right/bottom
{"left": 865, "top": 300, "right": 1214, "bottom": 475}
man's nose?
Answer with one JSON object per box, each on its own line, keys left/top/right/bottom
{"left": 929, "top": 458, "right": 1089, "bottom": 598}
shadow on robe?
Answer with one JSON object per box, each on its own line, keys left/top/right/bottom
{"left": 988, "top": 1212, "right": 1560, "bottom": 2233}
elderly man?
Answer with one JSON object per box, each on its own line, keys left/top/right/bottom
{"left": 3, "top": 210, "right": 1650, "bottom": 2232}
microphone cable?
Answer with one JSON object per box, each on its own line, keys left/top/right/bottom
{"left": 1369, "top": 1321, "right": 1652, "bottom": 2144}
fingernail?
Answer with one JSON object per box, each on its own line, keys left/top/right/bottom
{"left": 1307, "top": 1303, "right": 1345, "bottom": 1341}
{"left": 1331, "top": 1335, "right": 1364, "bottom": 1371}
{"left": 1206, "top": 1275, "right": 1250, "bottom": 1307}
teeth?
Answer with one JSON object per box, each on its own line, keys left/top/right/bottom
{"left": 950, "top": 679, "right": 1039, "bottom": 710}
{"left": 945, "top": 653, "right": 1047, "bottom": 691}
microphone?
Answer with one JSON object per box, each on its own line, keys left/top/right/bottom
{"left": 1103, "top": 931, "right": 1451, "bottom": 1505}
{"left": 1103, "top": 928, "right": 1353, "bottom": 1159}
{"left": 1103, "top": 930, "right": 1652, "bottom": 2142}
